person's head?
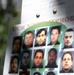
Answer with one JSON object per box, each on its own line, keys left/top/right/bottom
{"left": 33, "top": 72, "right": 41, "bottom": 75}
{"left": 48, "top": 48, "right": 57, "bottom": 64}
{"left": 50, "top": 26, "right": 60, "bottom": 44}
{"left": 10, "top": 56, "right": 19, "bottom": 72}
{"left": 63, "top": 28, "right": 74, "bottom": 47}
{"left": 61, "top": 52, "right": 73, "bottom": 70}
{"left": 34, "top": 49, "right": 44, "bottom": 67}
{"left": 22, "top": 51, "right": 30, "bottom": 66}
{"left": 36, "top": 28, "right": 47, "bottom": 45}
{"left": 24, "top": 31, "right": 34, "bottom": 48}
{"left": 47, "top": 71, "right": 55, "bottom": 75}
{"left": 20, "top": 71, "right": 29, "bottom": 75}
{"left": 13, "top": 36, "right": 22, "bottom": 53}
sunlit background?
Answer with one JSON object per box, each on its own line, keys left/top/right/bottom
{"left": 0, "top": 0, "right": 22, "bottom": 74}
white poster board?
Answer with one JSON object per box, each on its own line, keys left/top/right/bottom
{"left": 3, "top": 0, "right": 74, "bottom": 75}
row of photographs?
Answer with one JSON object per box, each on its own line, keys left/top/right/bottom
{"left": 9, "top": 49, "right": 74, "bottom": 74}
{"left": 11, "top": 25, "right": 74, "bottom": 54}
{"left": 17, "top": 70, "right": 57, "bottom": 75}
{"left": 8, "top": 25, "right": 74, "bottom": 74}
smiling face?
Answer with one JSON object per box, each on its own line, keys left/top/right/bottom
{"left": 36, "top": 30, "right": 46, "bottom": 45}
{"left": 50, "top": 29, "right": 60, "bottom": 44}
{"left": 34, "top": 52, "right": 43, "bottom": 67}
{"left": 64, "top": 31, "right": 74, "bottom": 47}
{"left": 62, "top": 53, "right": 73, "bottom": 70}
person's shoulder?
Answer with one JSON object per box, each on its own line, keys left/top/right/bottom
{"left": 60, "top": 70, "right": 64, "bottom": 73}
{"left": 48, "top": 42, "right": 52, "bottom": 45}
{"left": 55, "top": 41, "right": 60, "bottom": 44}
{"left": 35, "top": 44, "right": 39, "bottom": 47}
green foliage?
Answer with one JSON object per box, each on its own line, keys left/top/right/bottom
{"left": 0, "top": 0, "right": 22, "bottom": 74}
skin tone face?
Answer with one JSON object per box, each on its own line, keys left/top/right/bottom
{"left": 36, "top": 31, "right": 46, "bottom": 45}
{"left": 13, "top": 39, "right": 20, "bottom": 52}
{"left": 48, "top": 50, "right": 57, "bottom": 64}
{"left": 34, "top": 52, "right": 43, "bottom": 66}
{"left": 24, "top": 33, "right": 34, "bottom": 47}
{"left": 64, "top": 31, "right": 74, "bottom": 47}
{"left": 50, "top": 29, "right": 60, "bottom": 44}
{"left": 11, "top": 58, "right": 18, "bottom": 72}
{"left": 22, "top": 53, "right": 30, "bottom": 66}
{"left": 62, "top": 53, "right": 73, "bottom": 70}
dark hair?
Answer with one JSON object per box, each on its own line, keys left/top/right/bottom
{"left": 66, "top": 28, "right": 73, "bottom": 32}
{"left": 24, "top": 31, "right": 33, "bottom": 38}
{"left": 50, "top": 26, "right": 61, "bottom": 34}
{"left": 20, "top": 71, "right": 29, "bottom": 75}
{"left": 34, "top": 49, "right": 44, "bottom": 58}
{"left": 23, "top": 50, "right": 30, "bottom": 54}
{"left": 22, "top": 50, "right": 30, "bottom": 58}
{"left": 13, "top": 36, "right": 22, "bottom": 46}
{"left": 48, "top": 48, "right": 57, "bottom": 55}
{"left": 62, "top": 52, "right": 73, "bottom": 61}
{"left": 47, "top": 71, "right": 55, "bottom": 75}
{"left": 36, "top": 28, "right": 47, "bottom": 37}
{"left": 33, "top": 72, "right": 41, "bottom": 75}
{"left": 10, "top": 56, "right": 19, "bottom": 65}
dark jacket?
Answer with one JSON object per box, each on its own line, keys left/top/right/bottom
{"left": 60, "top": 69, "right": 73, "bottom": 73}
{"left": 22, "top": 44, "right": 33, "bottom": 49}
{"left": 63, "top": 45, "right": 72, "bottom": 49}
{"left": 9, "top": 69, "right": 18, "bottom": 73}
{"left": 20, "top": 64, "right": 30, "bottom": 70}
{"left": 45, "top": 62, "right": 58, "bottom": 68}
{"left": 32, "top": 64, "right": 43, "bottom": 68}
{"left": 35, "top": 42, "right": 45, "bottom": 47}
{"left": 48, "top": 41, "right": 60, "bottom": 45}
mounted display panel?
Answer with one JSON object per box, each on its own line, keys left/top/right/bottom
{"left": 3, "top": 0, "right": 74, "bottom": 75}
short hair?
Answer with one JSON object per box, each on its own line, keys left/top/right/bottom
{"left": 20, "top": 71, "right": 29, "bottom": 75}
{"left": 23, "top": 50, "right": 30, "bottom": 55}
{"left": 24, "top": 31, "right": 33, "bottom": 38}
{"left": 33, "top": 72, "right": 41, "bottom": 75}
{"left": 13, "top": 36, "right": 22, "bottom": 46}
{"left": 66, "top": 28, "right": 73, "bottom": 32}
{"left": 36, "top": 28, "right": 47, "bottom": 37}
{"left": 22, "top": 51, "right": 30, "bottom": 59}
{"left": 62, "top": 52, "right": 73, "bottom": 61}
{"left": 50, "top": 26, "right": 61, "bottom": 34}
{"left": 47, "top": 71, "right": 55, "bottom": 75}
{"left": 48, "top": 48, "right": 57, "bottom": 55}
{"left": 10, "top": 56, "right": 19, "bottom": 65}
{"left": 34, "top": 49, "right": 44, "bottom": 58}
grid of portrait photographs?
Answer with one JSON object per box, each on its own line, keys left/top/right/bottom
{"left": 8, "top": 25, "right": 74, "bottom": 75}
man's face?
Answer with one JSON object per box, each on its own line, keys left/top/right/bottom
{"left": 22, "top": 53, "right": 30, "bottom": 66}
{"left": 62, "top": 53, "right": 73, "bottom": 70}
{"left": 50, "top": 29, "right": 60, "bottom": 44}
{"left": 24, "top": 33, "right": 34, "bottom": 46}
{"left": 34, "top": 52, "right": 43, "bottom": 66}
{"left": 13, "top": 39, "right": 20, "bottom": 52}
{"left": 48, "top": 50, "right": 57, "bottom": 64}
{"left": 64, "top": 31, "right": 74, "bottom": 47}
{"left": 36, "top": 31, "right": 46, "bottom": 45}
{"left": 11, "top": 58, "right": 18, "bottom": 72}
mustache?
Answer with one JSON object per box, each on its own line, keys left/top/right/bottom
{"left": 50, "top": 59, "right": 54, "bottom": 61}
